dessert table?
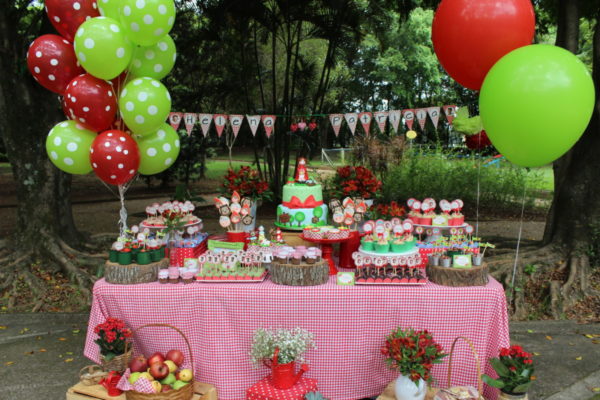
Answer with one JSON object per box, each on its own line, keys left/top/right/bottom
{"left": 84, "top": 277, "right": 509, "bottom": 400}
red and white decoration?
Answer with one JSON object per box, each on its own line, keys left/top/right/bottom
{"left": 45, "top": 0, "right": 100, "bottom": 42}
{"left": 329, "top": 114, "right": 343, "bottom": 137}
{"left": 64, "top": 74, "right": 117, "bottom": 132}
{"left": 184, "top": 113, "right": 198, "bottom": 136}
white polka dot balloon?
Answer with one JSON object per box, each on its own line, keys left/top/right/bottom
{"left": 45, "top": 120, "right": 96, "bottom": 174}
{"left": 118, "top": 77, "right": 171, "bottom": 135}
{"left": 97, "top": 0, "right": 121, "bottom": 20}
{"left": 136, "top": 123, "right": 180, "bottom": 175}
{"left": 128, "top": 34, "right": 176, "bottom": 80}
{"left": 119, "top": 0, "right": 176, "bottom": 46}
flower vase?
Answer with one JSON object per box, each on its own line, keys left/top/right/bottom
{"left": 394, "top": 374, "right": 427, "bottom": 400}
{"left": 499, "top": 391, "right": 529, "bottom": 400}
{"left": 270, "top": 361, "right": 298, "bottom": 390}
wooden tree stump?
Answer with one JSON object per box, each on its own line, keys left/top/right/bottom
{"left": 426, "top": 264, "right": 489, "bottom": 287}
{"left": 105, "top": 258, "right": 169, "bottom": 284}
{"left": 270, "top": 260, "right": 329, "bottom": 286}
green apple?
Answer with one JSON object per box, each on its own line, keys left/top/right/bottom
{"left": 160, "top": 373, "right": 176, "bottom": 385}
{"left": 172, "top": 380, "right": 189, "bottom": 391}
{"left": 128, "top": 372, "right": 142, "bottom": 384}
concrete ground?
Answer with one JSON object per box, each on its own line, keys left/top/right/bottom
{"left": 0, "top": 314, "right": 598, "bottom": 400}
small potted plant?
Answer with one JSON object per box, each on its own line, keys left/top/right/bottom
{"left": 474, "top": 242, "right": 495, "bottom": 266}
{"left": 94, "top": 318, "right": 132, "bottom": 373}
{"left": 482, "top": 345, "right": 534, "bottom": 399}
{"left": 381, "top": 327, "right": 446, "bottom": 400}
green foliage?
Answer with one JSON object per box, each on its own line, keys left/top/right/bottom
{"left": 524, "top": 264, "right": 538, "bottom": 276}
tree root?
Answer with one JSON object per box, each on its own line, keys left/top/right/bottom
{"left": 58, "top": 238, "right": 107, "bottom": 259}
{"left": 44, "top": 239, "right": 94, "bottom": 301}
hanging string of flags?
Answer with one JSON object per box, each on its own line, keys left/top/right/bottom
{"left": 168, "top": 105, "right": 457, "bottom": 137}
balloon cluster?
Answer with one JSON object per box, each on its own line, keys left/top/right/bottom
{"left": 432, "top": 0, "right": 595, "bottom": 167}
{"left": 28, "top": 0, "right": 180, "bottom": 185}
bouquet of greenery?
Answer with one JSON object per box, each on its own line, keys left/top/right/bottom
{"left": 482, "top": 345, "right": 534, "bottom": 395}
{"left": 250, "top": 327, "right": 315, "bottom": 367}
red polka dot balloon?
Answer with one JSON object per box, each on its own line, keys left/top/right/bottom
{"left": 45, "top": 0, "right": 100, "bottom": 42}
{"left": 64, "top": 74, "right": 117, "bottom": 132}
{"left": 27, "top": 34, "right": 84, "bottom": 95}
{"left": 90, "top": 130, "right": 140, "bottom": 185}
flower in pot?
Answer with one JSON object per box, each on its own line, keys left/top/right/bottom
{"left": 221, "top": 166, "right": 273, "bottom": 212}
{"left": 325, "top": 165, "right": 382, "bottom": 201}
{"left": 381, "top": 328, "right": 446, "bottom": 400}
{"left": 482, "top": 345, "right": 534, "bottom": 399}
{"left": 94, "top": 318, "right": 132, "bottom": 372}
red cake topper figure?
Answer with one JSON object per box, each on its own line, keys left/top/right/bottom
{"left": 295, "top": 157, "right": 308, "bottom": 183}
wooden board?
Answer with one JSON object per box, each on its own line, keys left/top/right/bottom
{"left": 280, "top": 231, "right": 312, "bottom": 247}
{"left": 426, "top": 263, "right": 489, "bottom": 287}
{"left": 67, "top": 381, "right": 217, "bottom": 400}
{"left": 377, "top": 381, "right": 438, "bottom": 400}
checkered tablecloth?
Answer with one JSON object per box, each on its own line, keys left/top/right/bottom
{"left": 84, "top": 277, "right": 509, "bottom": 400}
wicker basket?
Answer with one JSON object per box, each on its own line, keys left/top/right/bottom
{"left": 79, "top": 364, "right": 108, "bottom": 386}
{"left": 436, "top": 336, "right": 484, "bottom": 400}
{"left": 101, "top": 349, "right": 132, "bottom": 373}
{"left": 125, "top": 323, "right": 195, "bottom": 400}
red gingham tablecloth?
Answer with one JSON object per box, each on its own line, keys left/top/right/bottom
{"left": 84, "top": 277, "right": 509, "bottom": 400}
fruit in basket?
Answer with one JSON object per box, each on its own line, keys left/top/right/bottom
{"left": 149, "top": 362, "right": 169, "bottom": 380}
{"left": 164, "top": 360, "right": 177, "bottom": 373}
{"left": 166, "top": 349, "right": 184, "bottom": 366}
{"left": 161, "top": 384, "right": 173, "bottom": 392}
{"left": 147, "top": 352, "right": 166, "bottom": 366}
{"left": 176, "top": 368, "right": 193, "bottom": 382}
{"left": 151, "top": 381, "right": 162, "bottom": 393}
{"left": 139, "top": 372, "right": 154, "bottom": 382}
{"left": 160, "top": 373, "right": 176, "bottom": 385}
{"left": 172, "top": 380, "right": 189, "bottom": 390}
{"left": 129, "top": 355, "right": 148, "bottom": 373}
{"left": 128, "top": 372, "right": 142, "bottom": 384}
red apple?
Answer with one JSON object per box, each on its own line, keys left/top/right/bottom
{"left": 161, "top": 385, "right": 172, "bottom": 392}
{"left": 149, "top": 362, "right": 169, "bottom": 380}
{"left": 129, "top": 355, "right": 148, "bottom": 373}
{"left": 147, "top": 352, "right": 165, "bottom": 366}
{"left": 166, "top": 349, "right": 184, "bottom": 366}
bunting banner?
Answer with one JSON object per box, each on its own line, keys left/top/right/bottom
{"left": 415, "top": 108, "right": 428, "bottom": 131}
{"left": 246, "top": 115, "right": 261, "bottom": 136}
{"left": 198, "top": 113, "right": 212, "bottom": 137}
{"left": 229, "top": 114, "right": 244, "bottom": 138}
{"left": 373, "top": 111, "right": 388, "bottom": 134}
{"left": 168, "top": 112, "right": 183, "bottom": 131}
{"left": 183, "top": 113, "right": 197, "bottom": 136}
{"left": 443, "top": 105, "right": 457, "bottom": 125}
{"left": 427, "top": 107, "right": 441, "bottom": 129}
{"left": 402, "top": 109, "right": 415, "bottom": 130}
{"left": 213, "top": 114, "right": 228, "bottom": 138}
{"left": 358, "top": 111, "right": 372, "bottom": 136}
{"left": 388, "top": 110, "right": 401, "bottom": 133}
{"left": 329, "top": 113, "right": 344, "bottom": 137}
{"left": 262, "top": 115, "right": 276, "bottom": 138}
{"left": 344, "top": 113, "right": 358, "bottom": 135}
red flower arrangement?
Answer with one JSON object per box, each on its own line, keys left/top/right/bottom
{"left": 369, "top": 201, "right": 406, "bottom": 219}
{"left": 221, "top": 166, "right": 273, "bottom": 202}
{"left": 381, "top": 327, "right": 446, "bottom": 385}
{"left": 328, "top": 166, "right": 381, "bottom": 199}
{"left": 94, "top": 318, "right": 132, "bottom": 361}
{"left": 482, "top": 345, "right": 535, "bottom": 395}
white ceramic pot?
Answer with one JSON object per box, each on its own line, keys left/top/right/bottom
{"left": 394, "top": 374, "right": 427, "bottom": 400}
{"left": 499, "top": 392, "right": 528, "bottom": 400}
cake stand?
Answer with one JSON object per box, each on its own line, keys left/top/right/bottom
{"left": 300, "top": 235, "right": 352, "bottom": 275}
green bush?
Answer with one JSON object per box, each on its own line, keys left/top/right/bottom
{"left": 380, "top": 149, "right": 547, "bottom": 212}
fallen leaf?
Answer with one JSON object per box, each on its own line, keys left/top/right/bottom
{"left": 24, "top": 351, "right": 34, "bottom": 355}
{"left": 39, "top": 349, "right": 47, "bottom": 352}
{"left": 575, "top": 356, "right": 582, "bottom": 360}
{"left": 545, "top": 335, "right": 553, "bottom": 340}
{"left": 0, "top": 326, "right": 7, "bottom": 330}
{"left": 65, "top": 352, "right": 73, "bottom": 355}
{"left": 36, "top": 336, "right": 41, "bottom": 340}
{"left": 72, "top": 329, "right": 80, "bottom": 334}
{"left": 533, "top": 352, "right": 541, "bottom": 356}
{"left": 64, "top": 358, "right": 74, "bottom": 363}
{"left": 591, "top": 387, "right": 600, "bottom": 393}
{"left": 585, "top": 334, "right": 594, "bottom": 339}
{"left": 592, "top": 340, "right": 600, "bottom": 344}
{"left": 527, "top": 329, "right": 534, "bottom": 334}
{"left": 19, "top": 328, "right": 29, "bottom": 334}
{"left": 58, "top": 337, "right": 67, "bottom": 341}
{"left": 531, "top": 375, "right": 537, "bottom": 381}
{"left": 4, "top": 361, "right": 14, "bottom": 366}
{"left": 569, "top": 342, "right": 575, "bottom": 346}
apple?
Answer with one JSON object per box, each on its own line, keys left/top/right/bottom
{"left": 166, "top": 349, "right": 184, "bottom": 366}
{"left": 139, "top": 372, "right": 154, "bottom": 382}
{"left": 150, "top": 381, "right": 162, "bottom": 393}
{"left": 164, "top": 360, "right": 177, "bottom": 373}
{"left": 176, "top": 368, "right": 193, "bottom": 382}
{"left": 147, "top": 352, "right": 165, "bottom": 366}
{"left": 128, "top": 372, "right": 141, "bottom": 384}
{"left": 129, "top": 355, "right": 148, "bottom": 373}
{"left": 172, "top": 380, "right": 189, "bottom": 391}
{"left": 160, "top": 373, "right": 176, "bottom": 386}
{"left": 149, "top": 362, "right": 169, "bottom": 380}
{"left": 161, "top": 385, "right": 172, "bottom": 392}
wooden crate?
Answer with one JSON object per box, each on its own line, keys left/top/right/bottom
{"left": 377, "top": 381, "right": 438, "bottom": 400}
{"left": 67, "top": 381, "right": 217, "bottom": 400}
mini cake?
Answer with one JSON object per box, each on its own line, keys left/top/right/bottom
{"left": 158, "top": 269, "right": 169, "bottom": 283}
{"left": 181, "top": 271, "right": 194, "bottom": 283}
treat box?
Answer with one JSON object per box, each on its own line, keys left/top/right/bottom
{"left": 355, "top": 279, "right": 427, "bottom": 286}
{"left": 66, "top": 381, "right": 217, "bottom": 400}
{"left": 195, "top": 271, "right": 268, "bottom": 283}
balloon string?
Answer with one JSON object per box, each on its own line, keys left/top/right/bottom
{"left": 475, "top": 132, "right": 482, "bottom": 237}
{"left": 510, "top": 179, "right": 527, "bottom": 301}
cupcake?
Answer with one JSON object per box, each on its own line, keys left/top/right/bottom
{"left": 158, "top": 270, "right": 169, "bottom": 283}
{"left": 374, "top": 237, "right": 390, "bottom": 253}
{"left": 361, "top": 236, "right": 375, "bottom": 251}
{"left": 168, "top": 271, "right": 180, "bottom": 283}
{"left": 291, "top": 253, "right": 302, "bottom": 265}
{"left": 391, "top": 237, "right": 405, "bottom": 253}
{"left": 182, "top": 271, "right": 194, "bottom": 284}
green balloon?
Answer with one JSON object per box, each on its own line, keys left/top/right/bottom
{"left": 129, "top": 35, "right": 176, "bottom": 80}
{"left": 74, "top": 17, "right": 132, "bottom": 80}
{"left": 97, "top": 0, "right": 122, "bottom": 20}
{"left": 120, "top": 0, "right": 176, "bottom": 46}
{"left": 46, "top": 121, "right": 96, "bottom": 175}
{"left": 480, "top": 44, "right": 595, "bottom": 167}
{"left": 136, "top": 123, "right": 180, "bottom": 175}
{"left": 119, "top": 77, "right": 172, "bottom": 135}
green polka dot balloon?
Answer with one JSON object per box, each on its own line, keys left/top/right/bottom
{"left": 129, "top": 34, "right": 176, "bottom": 80}
{"left": 136, "top": 123, "right": 180, "bottom": 175}
{"left": 46, "top": 120, "right": 96, "bottom": 175}
{"left": 120, "top": 0, "right": 176, "bottom": 46}
{"left": 119, "top": 77, "right": 171, "bottom": 135}
{"left": 97, "top": 0, "right": 122, "bottom": 20}
{"left": 74, "top": 17, "right": 132, "bottom": 80}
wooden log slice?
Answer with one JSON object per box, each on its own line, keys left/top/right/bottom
{"left": 426, "top": 263, "right": 489, "bottom": 287}
{"left": 270, "top": 260, "right": 329, "bottom": 286}
{"left": 105, "top": 258, "right": 169, "bottom": 284}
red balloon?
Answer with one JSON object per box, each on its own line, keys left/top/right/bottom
{"left": 432, "top": 0, "right": 535, "bottom": 90}
{"left": 27, "top": 35, "right": 84, "bottom": 95}
{"left": 45, "top": 0, "right": 100, "bottom": 42}
{"left": 90, "top": 130, "right": 140, "bottom": 185}
{"left": 466, "top": 130, "right": 492, "bottom": 150}
{"left": 64, "top": 74, "right": 117, "bottom": 132}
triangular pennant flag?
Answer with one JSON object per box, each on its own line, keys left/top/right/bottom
{"left": 402, "top": 109, "right": 415, "bottom": 130}
{"left": 427, "top": 106, "right": 441, "bottom": 129}
{"left": 213, "top": 114, "right": 228, "bottom": 138}
{"left": 373, "top": 111, "right": 388, "bottom": 134}
{"left": 229, "top": 115, "right": 244, "bottom": 138}
{"left": 261, "top": 115, "right": 276, "bottom": 138}
{"left": 358, "top": 111, "right": 372, "bottom": 135}
{"left": 183, "top": 113, "right": 197, "bottom": 136}
{"left": 415, "top": 108, "right": 428, "bottom": 131}
{"left": 168, "top": 112, "right": 183, "bottom": 131}
{"left": 198, "top": 113, "right": 212, "bottom": 137}
{"left": 246, "top": 115, "right": 261, "bottom": 136}
{"left": 443, "top": 105, "right": 457, "bottom": 125}
{"left": 329, "top": 114, "right": 344, "bottom": 137}
{"left": 388, "top": 110, "right": 401, "bottom": 133}
{"left": 344, "top": 113, "right": 358, "bottom": 135}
